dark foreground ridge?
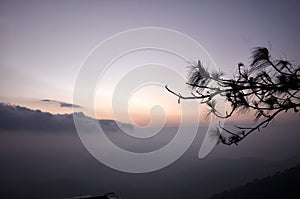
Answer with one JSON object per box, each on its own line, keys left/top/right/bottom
{"left": 208, "top": 163, "right": 300, "bottom": 199}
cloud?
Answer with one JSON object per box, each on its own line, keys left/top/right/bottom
{"left": 0, "top": 103, "right": 76, "bottom": 132}
{"left": 0, "top": 103, "right": 132, "bottom": 132}
{"left": 41, "top": 99, "right": 82, "bottom": 108}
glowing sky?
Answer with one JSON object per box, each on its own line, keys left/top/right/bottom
{"left": 1, "top": 0, "right": 300, "bottom": 125}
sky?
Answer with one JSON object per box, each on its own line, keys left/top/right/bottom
{"left": 1, "top": 1, "right": 300, "bottom": 198}
{"left": 0, "top": 0, "right": 300, "bottom": 125}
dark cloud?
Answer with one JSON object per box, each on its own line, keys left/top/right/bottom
{"left": 0, "top": 103, "right": 76, "bottom": 132}
{"left": 0, "top": 103, "right": 131, "bottom": 132}
{"left": 41, "top": 99, "right": 82, "bottom": 108}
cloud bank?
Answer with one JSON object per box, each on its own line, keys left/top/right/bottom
{"left": 0, "top": 103, "right": 131, "bottom": 132}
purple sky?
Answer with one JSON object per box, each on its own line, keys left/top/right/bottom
{"left": 0, "top": 0, "right": 300, "bottom": 124}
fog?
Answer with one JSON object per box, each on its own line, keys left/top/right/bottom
{"left": 1, "top": 124, "right": 300, "bottom": 198}
{"left": 0, "top": 103, "right": 300, "bottom": 198}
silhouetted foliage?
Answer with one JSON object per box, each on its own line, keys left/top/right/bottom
{"left": 166, "top": 47, "right": 300, "bottom": 145}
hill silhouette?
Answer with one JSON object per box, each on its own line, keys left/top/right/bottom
{"left": 208, "top": 163, "right": 300, "bottom": 199}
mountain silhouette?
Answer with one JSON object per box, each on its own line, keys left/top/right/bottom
{"left": 208, "top": 163, "right": 300, "bottom": 199}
